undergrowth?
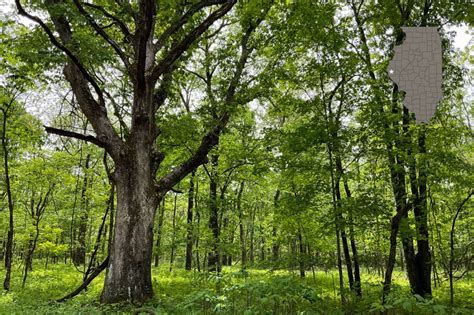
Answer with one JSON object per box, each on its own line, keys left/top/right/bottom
{"left": 0, "top": 263, "right": 472, "bottom": 314}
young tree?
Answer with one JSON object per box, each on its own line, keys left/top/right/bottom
{"left": 1, "top": 84, "right": 43, "bottom": 291}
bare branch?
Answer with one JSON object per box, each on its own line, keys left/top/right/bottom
{"left": 184, "top": 68, "right": 208, "bottom": 84}
{"left": 44, "top": 126, "right": 106, "bottom": 148}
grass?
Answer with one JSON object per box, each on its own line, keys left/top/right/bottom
{"left": 0, "top": 262, "right": 472, "bottom": 314}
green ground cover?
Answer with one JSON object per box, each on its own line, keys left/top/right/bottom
{"left": 0, "top": 263, "right": 472, "bottom": 314}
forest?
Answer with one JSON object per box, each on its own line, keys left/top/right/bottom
{"left": 0, "top": 0, "right": 473, "bottom": 314}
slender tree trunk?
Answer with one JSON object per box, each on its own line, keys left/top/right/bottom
{"left": 334, "top": 157, "right": 354, "bottom": 291}
{"left": 74, "top": 153, "right": 91, "bottom": 265}
{"left": 382, "top": 86, "right": 411, "bottom": 300}
{"left": 401, "top": 217, "right": 419, "bottom": 292}
{"left": 169, "top": 192, "right": 178, "bottom": 272}
{"left": 185, "top": 171, "right": 195, "bottom": 270}
{"left": 154, "top": 196, "right": 166, "bottom": 268}
{"left": 449, "top": 191, "right": 473, "bottom": 305}
{"left": 297, "top": 230, "right": 305, "bottom": 278}
{"left": 272, "top": 190, "right": 280, "bottom": 264}
{"left": 195, "top": 181, "right": 201, "bottom": 272}
{"left": 249, "top": 203, "right": 256, "bottom": 265}
{"left": 336, "top": 230, "right": 345, "bottom": 304}
{"left": 227, "top": 214, "right": 234, "bottom": 266}
{"left": 237, "top": 182, "right": 246, "bottom": 268}
{"left": 208, "top": 150, "right": 220, "bottom": 273}
{"left": 328, "top": 145, "right": 345, "bottom": 304}
{"left": 222, "top": 216, "right": 229, "bottom": 266}
{"left": 0, "top": 239, "right": 5, "bottom": 262}
{"left": 22, "top": 219, "right": 40, "bottom": 287}
{"left": 341, "top": 178, "right": 361, "bottom": 296}
{"left": 85, "top": 185, "right": 114, "bottom": 283}
{"left": 259, "top": 224, "right": 265, "bottom": 262}
{"left": 2, "top": 106, "right": 14, "bottom": 291}
{"left": 400, "top": 247, "right": 405, "bottom": 271}
{"left": 413, "top": 128, "right": 432, "bottom": 297}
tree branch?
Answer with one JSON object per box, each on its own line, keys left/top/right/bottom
{"left": 44, "top": 126, "right": 106, "bottom": 148}
{"left": 135, "top": 0, "right": 157, "bottom": 88}
{"left": 56, "top": 256, "right": 109, "bottom": 302}
{"left": 153, "top": 0, "right": 230, "bottom": 53}
{"left": 156, "top": 12, "right": 266, "bottom": 193}
{"left": 15, "top": 0, "right": 105, "bottom": 106}
{"left": 83, "top": 3, "right": 132, "bottom": 40}
{"left": 72, "top": 0, "right": 132, "bottom": 73}
{"left": 151, "top": 0, "right": 237, "bottom": 81}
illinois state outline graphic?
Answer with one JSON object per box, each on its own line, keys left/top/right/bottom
{"left": 388, "top": 27, "right": 443, "bottom": 124}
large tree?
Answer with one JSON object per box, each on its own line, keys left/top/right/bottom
{"left": 13, "top": 0, "right": 267, "bottom": 303}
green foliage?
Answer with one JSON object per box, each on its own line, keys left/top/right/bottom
{"left": 0, "top": 265, "right": 472, "bottom": 314}
{"left": 0, "top": 0, "right": 472, "bottom": 313}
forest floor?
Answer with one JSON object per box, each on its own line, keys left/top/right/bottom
{"left": 0, "top": 262, "right": 472, "bottom": 314}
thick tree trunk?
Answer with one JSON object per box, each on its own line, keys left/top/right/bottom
{"left": 100, "top": 154, "right": 158, "bottom": 303}
{"left": 185, "top": 171, "right": 195, "bottom": 270}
